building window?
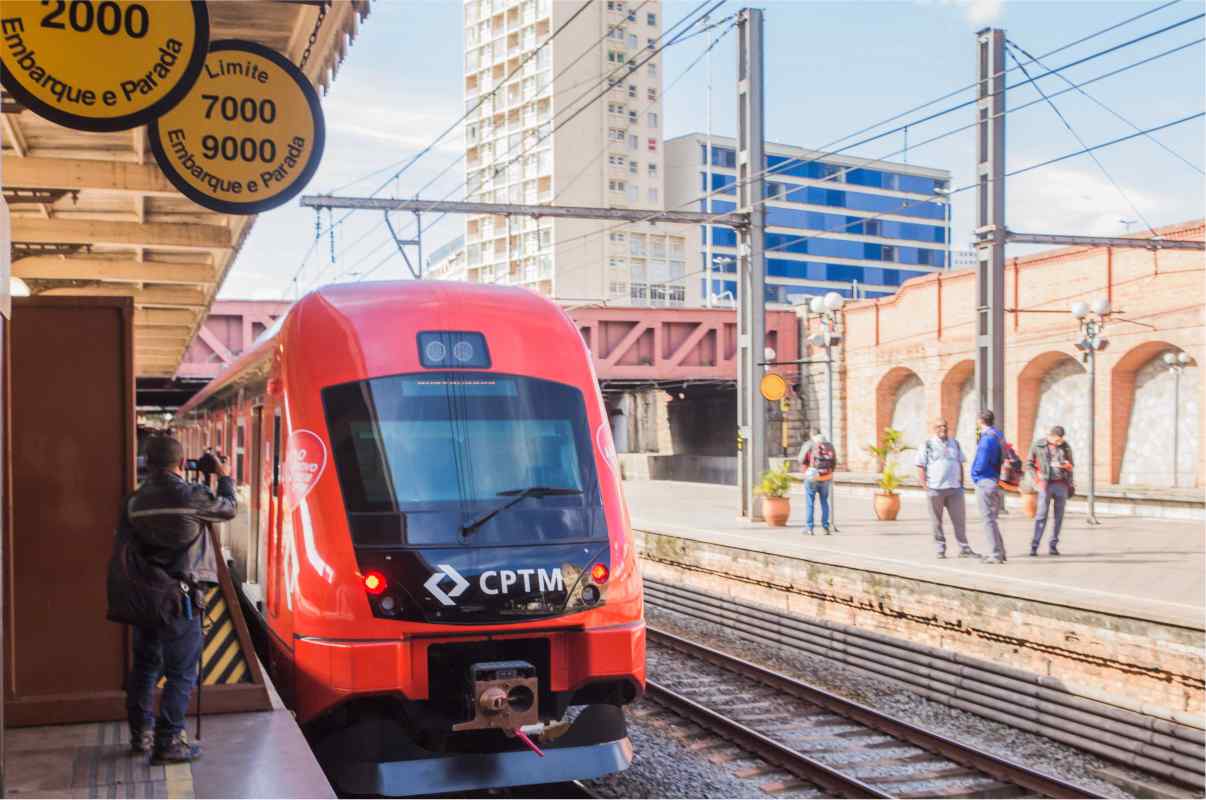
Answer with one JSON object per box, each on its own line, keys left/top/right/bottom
{"left": 648, "top": 187, "right": 658, "bottom": 203}
{"left": 609, "top": 154, "right": 626, "bottom": 167}
{"left": 647, "top": 12, "right": 657, "bottom": 25}
{"left": 609, "top": 231, "right": 626, "bottom": 242}
{"left": 647, "top": 87, "right": 657, "bottom": 101}
{"left": 647, "top": 137, "right": 657, "bottom": 152}
{"left": 630, "top": 283, "right": 648, "bottom": 303}
{"left": 627, "top": 33, "right": 638, "bottom": 49}
{"left": 608, "top": 102, "right": 623, "bottom": 114}
{"left": 609, "top": 179, "right": 625, "bottom": 192}
{"left": 609, "top": 128, "right": 626, "bottom": 142}
{"left": 648, "top": 112, "right": 657, "bottom": 127}
{"left": 628, "top": 110, "right": 638, "bottom": 123}
{"left": 647, "top": 62, "right": 657, "bottom": 76}
{"left": 608, "top": 50, "right": 625, "bottom": 63}
{"left": 608, "top": 26, "right": 624, "bottom": 40}
{"left": 626, "top": 184, "right": 638, "bottom": 202}
{"left": 608, "top": 257, "right": 626, "bottom": 270}
{"left": 648, "top": 162, "right": 657, "bottom": 177}
{"left": 668, "top": 285, "right": 686, "bottom": 306}
{"left": 629, "top": 234, "right": 646, "bottom": 256}
{"left": 629, "top": 159, "right": 638, "bottom": 175}
{"left": 646, "top": 37, "right": 656, "bottom": 50}
{"left": 627, "top": 83, "right": 637, "bottom": 98}
{"left": 628, "top": 134, "right": 638, "bottom": 151}
{"left": 609, "top": 281, "right": 628, "bottom": 298}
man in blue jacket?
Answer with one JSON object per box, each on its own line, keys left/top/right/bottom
{"left": 970, "top": 409, "right": 1006, "bottom": 564}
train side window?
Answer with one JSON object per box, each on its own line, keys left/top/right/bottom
{"left": 249, "top": 407, "right": 263, "bottom": 584}
{"left": 269, "top": 410, "right": 283, "bottom": 617}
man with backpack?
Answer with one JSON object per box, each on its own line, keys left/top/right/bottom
{"left": 915, "top": 418, "right": 977, "bottom": 559}
{"left": 800, "top": 430, "right": 836, "bottom": 535}
{"left": 971, "top": 410, "right": 1007, "bottom": 564}
{"left": 1027, "top": 425, "right": 1074, "bottom": 556}
{"left": 109, "top": 435, "right": 236, "bottom": 763}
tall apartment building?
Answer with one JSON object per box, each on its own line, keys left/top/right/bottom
{"left": 427, "top": 0, "right": 690, "bottom": 305}
{"left": 665, "top": 134, "right": 953, "bottom": 305}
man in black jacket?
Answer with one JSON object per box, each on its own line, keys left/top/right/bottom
{"left": 122, "top": 435, "right": 236, "bottom": 763}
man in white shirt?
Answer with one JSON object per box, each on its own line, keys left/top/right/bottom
{"left": 916, "top": 418, "right": 977, "bottom": 560}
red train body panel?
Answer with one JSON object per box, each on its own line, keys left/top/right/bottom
{"left": 176, "top": 282, "right": 644, "bottom": 794}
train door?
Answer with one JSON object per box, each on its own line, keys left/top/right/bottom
{"left": 248, "top": 405, "right": 263, "bottom": 585}
{"left": 267, "top": 409, "right": 283, "bottom": 618}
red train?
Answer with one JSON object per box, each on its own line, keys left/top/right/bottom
{"left": 175, "top": 281, "right": 645, "bottom": 795}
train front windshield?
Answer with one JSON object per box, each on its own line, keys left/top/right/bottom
{"left": 323, "top": 372, "right": 606, "bottom": 547}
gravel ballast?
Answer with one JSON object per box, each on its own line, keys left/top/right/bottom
{"left": 633, "top": 603, "right": 1155, "bottom": 798}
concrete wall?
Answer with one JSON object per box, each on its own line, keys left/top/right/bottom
{"left": 1120, "top": 355, "right": 1201, "bottom": 488}
{"left": 619, "top": 454, "right": 737, "bottom": 485}
{"left": 637, "top": 529, "right": 1204, "bottom": 715}
{"left": 811, "top": 220, "right": 1205, "bottom": 487}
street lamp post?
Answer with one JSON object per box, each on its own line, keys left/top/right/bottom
{"left": 1071, "top": 298, "right": 1111, "bottom": 526}
{"left": 1162, "top": 350, "right": 1192, "bottom": 487}
{"left": 809, "top": 291, "right": 845, "bottom": 531}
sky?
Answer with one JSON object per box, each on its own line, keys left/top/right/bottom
{"left": 218, "top": 0, "right": 1206, "bottom": 299}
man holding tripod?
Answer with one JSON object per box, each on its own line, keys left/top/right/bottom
{"left": 111, "top": 436, "right": 236, "bottom": 763}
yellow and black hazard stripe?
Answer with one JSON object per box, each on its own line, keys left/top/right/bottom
{"left": 157, "top": 586, "right": 251, "bottom": 687}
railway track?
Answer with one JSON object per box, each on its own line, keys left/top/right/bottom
{"left": 645, "top": 626, "right": 1105, "bottom": 799}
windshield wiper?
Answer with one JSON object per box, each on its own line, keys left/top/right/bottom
{"left": 461, "top": 486, "right": 583, "bottom": 536}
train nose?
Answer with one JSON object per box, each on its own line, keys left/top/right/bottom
{"left": 478, "top": 686, "right": 508, "bottom": 712}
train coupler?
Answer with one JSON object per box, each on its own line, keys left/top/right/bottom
{"left": 451, "top": 660, "right": 538, "bottom": 732}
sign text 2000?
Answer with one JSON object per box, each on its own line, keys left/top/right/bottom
{"left": 41, "top": 1, "right": 150, "bottom": 38}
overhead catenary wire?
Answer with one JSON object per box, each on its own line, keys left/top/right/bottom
{"left": 1004, "top": 39, "right": 1160, "bottom": 238}
{"left": 347, "top": 0, "right": 725, "bottom": 284}
{"left": 537, "top": 11, "right": 1206, "bottom": 260}
{"left": 754, "top": 111, "right": 1205, "bottom": 261}
{"left": 1005, "top": 38, "right": 1204, "bottom": 176}
{"left": 285, "top": 0, "right": 598, "bottom": 295}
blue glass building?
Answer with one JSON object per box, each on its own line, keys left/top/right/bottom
{"left": 665, "top": 134, "right": 952, "bottom": 305}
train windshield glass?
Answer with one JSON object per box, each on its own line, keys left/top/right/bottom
{"left": 322, "top": 372, "right": 605, "bottom": 547}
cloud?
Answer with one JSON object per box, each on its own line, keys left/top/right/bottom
{"left": 962, "top": 0, "right": 1003, "bottom": 25}
{"left": 1005, "top": 165, "right": 1163, "bottom": 236}
{"left": 919, "top": 0, "right": 1004, "bottom": 25}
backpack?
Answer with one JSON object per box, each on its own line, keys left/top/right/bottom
{"left": 106, "top": 524, "right": 184, "bottom": 628}
{"left": 812, "top": 442, "right": 835, "bottom": 474}
{"left": 998, "top": 442, "right": 1024, "bottom": 490}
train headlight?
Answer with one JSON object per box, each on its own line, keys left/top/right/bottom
{"left": 590, "top": 563, "right": 609, "bottom": 584}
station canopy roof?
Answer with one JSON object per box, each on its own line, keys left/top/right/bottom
{"left": 3, "top": 1, "right": 370, "bottom": 378}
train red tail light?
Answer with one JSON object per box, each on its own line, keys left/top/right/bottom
{"left": 364, "top": 571, "right": 388, "bottom": 596}
{"left": 590, "top": 563, "right": 609, "bottom": 584}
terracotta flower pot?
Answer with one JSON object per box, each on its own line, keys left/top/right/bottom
{"left": 1021, "top": 491, "right": 1038, "bottom": 519}
{"left": 762, "top": 496, "right": 791, "bottom": 527}
{"left": 874, "top": 492, "right": 901, "bottom": 521}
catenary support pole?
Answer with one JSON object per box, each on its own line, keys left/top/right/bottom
{"left": 736, "top": 8, "right": 767, "bottom": 520}
{"left": 975, "top": 28, "right": 1007, "bottom": 427}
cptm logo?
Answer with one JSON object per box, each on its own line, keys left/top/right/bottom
{"left": 424, "top": 564, "right": 566, "bottom": 606}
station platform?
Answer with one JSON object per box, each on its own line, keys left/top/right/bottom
{"left": 624, "top": 479, "right": 1204, "bottom": 716}
{"left": 5, "top": 678, "right": 333, "bottom": 799}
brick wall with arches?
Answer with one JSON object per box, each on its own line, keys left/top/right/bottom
{"left": 807, "top": 220, "right": 1204, "bottom": 489}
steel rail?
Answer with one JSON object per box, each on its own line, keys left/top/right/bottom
{"left": 644, "top": 678, "right": 890, "bottom": 799}
{"left": 649, "top": 626, "right": 1105, "bottom": 799}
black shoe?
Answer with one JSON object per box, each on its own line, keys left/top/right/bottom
{"left": 1029, "top": 548, "right": 1038, "bottom": 557}
{"left": 1048, "top": 545, "right": 1061, "bottom": 556}
{"left": 823, "top": 527, "right": 831, "bottom": 535}
{"left": 151, "top": 733, "right": 202, "bottom": 765}
{"left": 130, "top": 729, "right": 153, "bottom": 755}
{"left": 958, "top": 549, "right": 979, "bottom": 559}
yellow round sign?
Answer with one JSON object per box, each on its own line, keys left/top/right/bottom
{"left": 0, "top": 0, "right": 208, "bottom": 132}
{"left": 149, "top": 40, "right": 325, "bottom": 215}
{"left": 760, "top": 372, "right": 788, "bottom": 402}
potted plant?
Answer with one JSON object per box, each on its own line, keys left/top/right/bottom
{"left": 866, "top": 427, "right": 911, "bottom": 521}
{"left": 755, "top": 464, "right": 796, "bottom": 527}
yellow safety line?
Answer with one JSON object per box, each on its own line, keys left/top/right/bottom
{"left": 207, "top": 639, "right": 240, "bottom": 684}
{"left": 225, "top": 660, "right": 248, "bottom": 684}
{"left": 201, "top": 620, "right": 233, "bottom": 664}
{"left": 164, "top": 762, "right": 195, "bottom": 799}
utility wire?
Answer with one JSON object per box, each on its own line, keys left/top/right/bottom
{"left": 1004, "top": 40, "right": 1159, "bottom": 238}
{"left": 1006, "top": 38, "right": 1204, "bottom": 176}
{"left": 540, "top": 12, "right": 1206, "bottom": 258}
{"left": 348, "top": 0, "right": 724, "bottom": 283}
{"left": 756, "top": 111, "right": 1204, "bottom": 260}
{"left": 285, "top": 0, "right": 597, "bottom": 295}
